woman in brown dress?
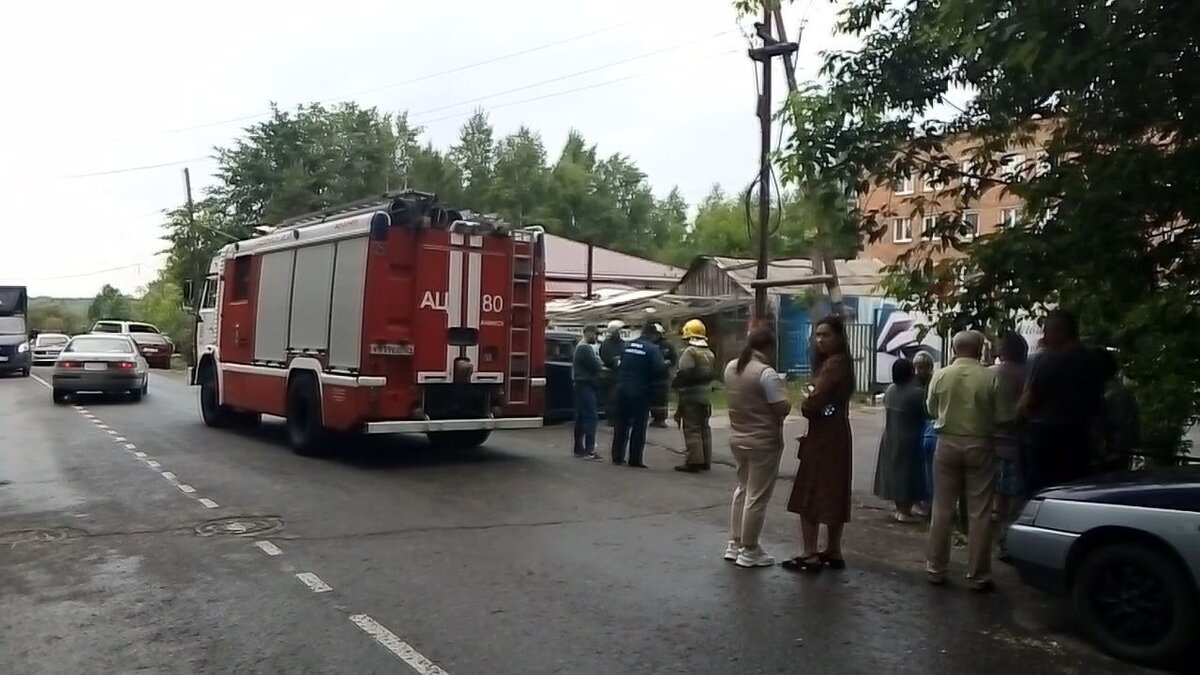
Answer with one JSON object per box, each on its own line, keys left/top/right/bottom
{"left": 782, "top": 315, "right": 855, "bottom": 572}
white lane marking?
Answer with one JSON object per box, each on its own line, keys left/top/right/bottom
{"left": 114, "top": 436, "right": 126, "bottom": 442}
{"left": 106, "top": 429, "right": 118, "bottom": 435}
{"left": 161, "top": 471, "right": 177, "bottom": 481}
{"left": 254, "top": 540, "right": 282, "bottom": 556}
{"left": 295, "top": 572, "right": 332, "bottom": 593}
{"left": 95, "top": 423, "right": 108, "bottom": 428}
{"left": 125, "top": 443, "right": 137, "bottom": 450}
{"left": 198, "top": 498, "right": 219, "bottom": 509}
{"left": 349, "top": 614, "right": 449, "bottom": 675}
{"left": 83, "top": 413, "right": 95, "bottom": 418}
{"left": 133, "top": 451, "right": 147, "bottom": 458}
{"left": 146, "top": 460, "right": 161, "bottom": 469}
{"left": 178, "top": 484, "right": 197, "bottom": 494}
{"left": 30, "top": 374, "right": 51, "bottom": 388}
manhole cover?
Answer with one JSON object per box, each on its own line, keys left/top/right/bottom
{"left": 194, "top": 516, "right": 283, "bottom": 537}
{"left": 0, "top": 527, "right": 84, "bottom": 546}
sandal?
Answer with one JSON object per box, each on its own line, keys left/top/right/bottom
{"left": 818, "top": 551, "right": 847, "bottom": 570}
{"left": 780, "top": 555, "right": 824, "bottom": 573}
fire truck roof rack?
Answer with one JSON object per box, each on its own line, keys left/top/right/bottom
{"left": 268, "top": 190, "right": 439, "bottom": 233}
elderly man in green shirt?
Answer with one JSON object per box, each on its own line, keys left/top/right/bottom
{"left": 925, "top": 329, "right": 1013, "bottom": 591}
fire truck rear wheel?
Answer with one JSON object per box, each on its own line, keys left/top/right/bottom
{"left": 427, "top": 430, "right": 491, "bottom": 449}
{"left": 286, "top": 379, "right": 329, "bottom": 456}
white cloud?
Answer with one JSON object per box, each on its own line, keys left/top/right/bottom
{"left": 0, "top": 0, "right": 849, "bottom": 298}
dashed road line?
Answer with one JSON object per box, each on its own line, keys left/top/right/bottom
{"left": 349, "top": 614, "right": 450, "bottom": 675}
{"left": 106, "top": 429, "right": 118, "bottom": 435}
{"left": 254, "top": 540, "right": 283, "bottom": 556}
{"left": 161, "top": 471, "right": 177, "bottom": 481}
{"left": 178, "top": 484, "right": 197, "bottom": 494}
{"left": 125, "top": 443, "right": 137, "bottom": 450}
{"left": 133, "top": 451, "right": 147, "bottom": 458}
{"left": 198, "top": 498, "right": 220, "bottom": 509}
{"left": 146, "top": 460, "right": 162, "bottom": 469}
{"left": 295, "top": 572, "right": 332, "bottom": 593}
{"left": 114, "top": 436, "right": 126, "bottom": 442}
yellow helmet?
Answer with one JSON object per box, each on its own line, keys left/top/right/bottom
{"left": 682, "top": 319, "right": 707, "bottom": 340}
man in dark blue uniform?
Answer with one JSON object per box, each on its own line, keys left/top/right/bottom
{"left": 611, "top": 322, "right": 667, "bottom": 468}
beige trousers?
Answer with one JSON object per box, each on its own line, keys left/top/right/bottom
{"left": 926, "top": 434, "right": 996, "bottom": 585}
{"left": 730, "top": 444, "right": 784, "bottom": 549}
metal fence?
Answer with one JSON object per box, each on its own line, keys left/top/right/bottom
{"left": 777, "top": 319, "right": 876, "bottom": 394}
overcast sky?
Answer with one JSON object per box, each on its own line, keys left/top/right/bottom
{"left": 0, "top": 0, "right": 852, "bottom": 298}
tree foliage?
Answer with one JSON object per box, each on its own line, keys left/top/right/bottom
{"left": 770, "top": 0, "right": 1200, "bottom": 457}
{"left": 88, "top": 284, "right": 136, "bottom": 323}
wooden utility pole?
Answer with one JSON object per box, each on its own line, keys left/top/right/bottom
{"left": 747, "top": 4, "right": 798, "bottom": 329}
{"left": 767, "top": 3, "right": 845, "bottom": 317}
{"left": 182, "top": 167, "right": 202, "bottom": 371}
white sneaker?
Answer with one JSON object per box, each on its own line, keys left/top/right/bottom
{"left": 723, "top": 541, "right": 742, "bottom": 561}
{"left": 735, "top": 547, "right": 776, "bottom": 568}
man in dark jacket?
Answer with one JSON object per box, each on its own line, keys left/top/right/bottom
{"left": 611, "top": 323, "right": 667, "bottom": 468}
{"left": 598, "top": 320, "right": 626, "bottom": 424}
{"left": 572, "top": 326, "right": 603, "bottom": 459}
{"left": 650, "top": 335, "right": 678, "bottom": 428}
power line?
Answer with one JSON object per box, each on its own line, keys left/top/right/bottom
{"left": 410, "top": 30, "right": 732, "bottom": 117}
{"left": 414, "top": 47, "right": 740, "bottom": 126}
{"left": 118, "top": 20, "right": 643, "bottom": 140}
{"left": 22, "top": 261, "right": 154, "bottom": 282}
{"left": 56, "top": 156, "right": 213, "bottom": 180}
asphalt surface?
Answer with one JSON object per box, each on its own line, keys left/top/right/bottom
{"left": 0, "top": 369, "right": 1152, "bottom": 674}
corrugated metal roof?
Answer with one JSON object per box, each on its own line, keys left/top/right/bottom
{"left": 546, "top": 288, "right": 745, "bottom": 325}
{"left": 708, "top": 256, "right": 887, "bottom": 296}
{"left": 543, "top": 234, "right": 684, "bottom": 285}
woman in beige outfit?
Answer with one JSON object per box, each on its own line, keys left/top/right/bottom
{"left": 722, "top": 329, "right": 792, "bottom": 568}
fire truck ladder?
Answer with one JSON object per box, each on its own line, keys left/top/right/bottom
{"left": 506, "top": 230, "right": 536, "bottom": 406}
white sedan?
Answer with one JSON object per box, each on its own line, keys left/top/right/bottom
{"left": 51, "top": 334, "right": 149, "bottom": 404}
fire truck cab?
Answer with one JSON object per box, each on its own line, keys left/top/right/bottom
{"left": 188, "top": 191, "right": 546, "bottom": 455}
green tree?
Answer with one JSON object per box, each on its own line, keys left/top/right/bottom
{"left": 449, "top": 109, "right": 496, "bottom": 211}
{"left": 491, "top": 126, "right": 548, "bottom": 225}
{"left": 767, "top": 0, "right": 1200, "bottom": 458}
{"left": 28, "top": 301, "right": 88, "bottom": 335}
{"left": 210, "top": 102, "right": 403, "bottom": 227}
{"left": 138, "top": 277, "right": 191, "bottom": 347}
{"left": 88, "top": 284, "right": 136, "bottom": 322}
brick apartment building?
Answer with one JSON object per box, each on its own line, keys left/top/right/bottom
{"left": 859, "top": 133, "right": 1048, "bottom": 262}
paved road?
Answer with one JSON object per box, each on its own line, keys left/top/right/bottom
{"left": 1, "top": 369, "right": 1146, "bottom": 674}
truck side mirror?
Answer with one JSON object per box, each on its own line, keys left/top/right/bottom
{"left": 181, "top": 279, "right": 195, "bottom": 310}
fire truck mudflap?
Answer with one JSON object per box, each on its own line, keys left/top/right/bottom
{"left": 192, "top": 191, "right": 547, "bottom": 454}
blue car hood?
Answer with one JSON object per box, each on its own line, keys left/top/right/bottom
{"left": 1040, "top": 466, "right": 1200, "bottom": 513}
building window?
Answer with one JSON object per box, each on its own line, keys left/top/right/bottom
{"left": 961, "top": 160, "right": 979, "bottom": 189}
{"left": 1034, "top": 151, "right": 1050, "bottom": 176}
{"left": 963, "top": 211, "right": 980, "bottom": 238}
{"left": 896, "top": 175, "right": 915, "bottom": 195}
{"left": 1000, "top": 208, "right": 1022, "bottom": 228}
{"left": 922, "top": 214, "right": 938, "bottom": 240}
{"left": 1000, "top": 153, "right": 1026, "bottom": 181}
{"left": 231, "top": 256, "right": 252, "bottom": 301}
{"left": 922, "top": 172, "right": 938, "bottom": 192}
{"left": 891, "top": 217, "right": 913, "bottom": 243}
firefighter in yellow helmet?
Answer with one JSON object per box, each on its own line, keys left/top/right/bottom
{"left": 672, "top": 318, "right": 717, "bottom": 472}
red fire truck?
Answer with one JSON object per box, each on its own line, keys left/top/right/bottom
{"left": 188, "top": 191, "right": 546, "bottom": 455}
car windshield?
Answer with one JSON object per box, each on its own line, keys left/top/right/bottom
{"left": 36, "top": 335, "right": 68, "bottom": 346}
{"left": 92, "top": 323, "right": 122, "bottom": 333}
{"left": 65, "top": 337, "right": 134, "bottom": 354}
{"left": 0, "top": 316, "right": 26, "bottom": 335}
{"left": 128, "top": 324, "right": 159, "bottom": 334}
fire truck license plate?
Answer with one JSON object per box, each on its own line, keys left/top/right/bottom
{"left": 370, "top": 343, "right": 414, "bottom": 356}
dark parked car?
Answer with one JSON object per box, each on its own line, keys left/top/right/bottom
{"left": 1007, "top": 467, "right": 1200, "bottom": 668}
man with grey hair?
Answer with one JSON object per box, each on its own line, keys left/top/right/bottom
{"left": 925, "top": 330, "right": 1012, "bottom": 591}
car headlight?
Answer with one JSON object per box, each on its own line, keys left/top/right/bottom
{"left": 17, "top": 342, "right": 29, "bottom": 353}
{"left": 1015, "top": 498, "right": 1043, "bottom": 526}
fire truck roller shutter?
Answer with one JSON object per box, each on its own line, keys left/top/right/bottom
{"left": 254, "top": 250, "right": 296, "bottom": 363}
{"left": 328, "top": 237, "right": 369, "bottom": 370}
{"left": 289, "top": 243, "right": 336, "bottom": 353}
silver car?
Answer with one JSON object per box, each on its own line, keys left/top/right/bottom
{"left": 1007, "top": 468, "right": 1200, "bottom": 668}
{"left": 31, "top": 332, "right": 70, "bottom": 365}
{"left": 51, "top": 334, "right": 149, "bottom": 404}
